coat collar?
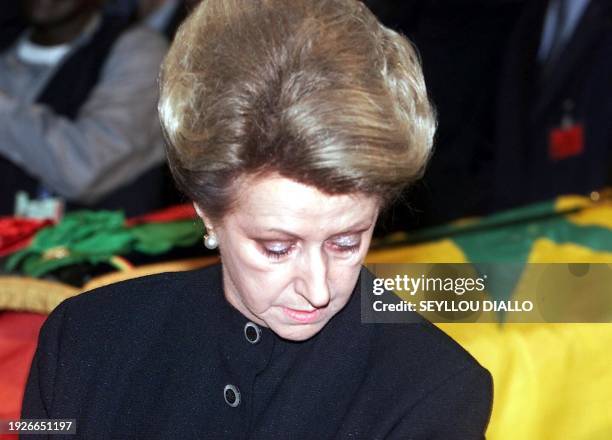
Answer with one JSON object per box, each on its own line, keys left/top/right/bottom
{"left": 202, "top": 264, "right": 278, "bottom": 376}
{"left": 200, "top": 263, "right": 370, "bottom": 378}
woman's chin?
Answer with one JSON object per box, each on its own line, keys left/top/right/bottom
{"left": 271, "top": 321, "right": 326, "bottom": 342}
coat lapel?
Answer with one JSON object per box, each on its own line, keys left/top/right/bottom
{"left": 532, "top": 0, "right": 610, "bottom": 119}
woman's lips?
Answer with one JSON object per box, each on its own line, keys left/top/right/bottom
{"left": 282, "top": 306, "right": 321, "bottom": 323}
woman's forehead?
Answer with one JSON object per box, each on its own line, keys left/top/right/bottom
{"left": 228, "top": 175, "right": 379, "bottom": 234}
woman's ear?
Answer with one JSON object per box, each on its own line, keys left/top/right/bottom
{"left": 193, "top": 202, "right": 214, "bottom": 231}
{"left": 194, "top": 202, "right": 220, "bottom": 250}
{"left": 193, "top": 202, "right": 205, "bottom": 219}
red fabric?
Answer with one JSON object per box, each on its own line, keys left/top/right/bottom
{"left": 0, "top": 312, "right": 47, "bottom": 424}
{"left": 0, "top": 218, "right": 53, "bottom": 257}
{"left": 126, "top": 204, "right": 197, "bottom": 227}
{"left": 548, "top": 123, "right": 584, "bottom": 160}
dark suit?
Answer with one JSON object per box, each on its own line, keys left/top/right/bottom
{"left": 22, "top": 265, "right": 493, "bottom": 439}
{"left": 491, "top": 0, "right": 612, "bottom": 211}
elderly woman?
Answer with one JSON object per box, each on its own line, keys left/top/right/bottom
{"left": 22, "top": 0, "right": 493, "bottom": 438}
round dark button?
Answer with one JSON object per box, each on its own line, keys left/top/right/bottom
{"left": 224, "top": 384, "right": 241, "bottom": 407}
{"left": 244, "top": 322, "right": 261, "bottom": 344}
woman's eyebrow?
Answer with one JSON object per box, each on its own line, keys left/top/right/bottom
{"left": 258, "top": 228, "right": 301, "bottom": 239}
{"left": 328, "top": 224, "right": 373, "bottom": 239}
{"left": 258, "top": 222, "right": 373, "bottom": 240}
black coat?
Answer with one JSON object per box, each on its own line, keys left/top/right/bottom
{"left": 490, "top": 0, "right": 612, "bottom": 211}
{"left": 22, "top": 265, "right": 493, "bottom": 439}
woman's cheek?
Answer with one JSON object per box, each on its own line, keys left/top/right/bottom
{"left": 251, "top": 269, "right": 292, "bottom": 301}
{"left": 330, "top": 265, "right": 362, "bottom": 295}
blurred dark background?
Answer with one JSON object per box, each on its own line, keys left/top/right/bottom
{"left": 364, "top": 0, "right": 527, "bottom": 231}
{"left": 365, "top": 0, "right": 611, "bottom": 234}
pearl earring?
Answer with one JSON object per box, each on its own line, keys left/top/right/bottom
{"left": 204, "top": 233, "right": 218, "bottom": 250}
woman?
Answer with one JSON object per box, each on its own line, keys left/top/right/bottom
{"left": 22, "top": 0, "right": 493, "bottom": 438}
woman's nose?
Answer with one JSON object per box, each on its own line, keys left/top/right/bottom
{"left": 297, "top": 248, "right": 331, "bottom": 308}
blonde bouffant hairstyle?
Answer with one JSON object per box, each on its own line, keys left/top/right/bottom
{"left": 159, "top": 0, "right": 436, "bottom": 221}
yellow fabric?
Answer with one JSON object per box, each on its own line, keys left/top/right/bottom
{"left": 528, "top": 238, "right": 612, "bottom": 263}
{"left": 439, "top": 323, "right": 612, "bottom": 440}
{"left": 366, "top": 239, "right": 467, "bottom": 263}
{"left": 554, "top": 193, "right": 612, "bottom": 229}
{"left": 0, "top": 277, "right": 78, "bottom": 314}
{"left": 565, "top": 204, "right": 612, "bottom": 229}
{"left": 368, "top": 216, "right": 612, "bottom": 440}
{"left": 443, "top": 231, "right": 612, "bottom": 439}
{"left": 82, "top": 256, "right": 219, "bottom": 292}
{"left": 554, "top": 195, "right": 593, "bottom": 212}
{"left": 0, "top": 258, "right": 219, "bottom": 314}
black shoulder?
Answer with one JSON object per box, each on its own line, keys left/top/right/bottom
{"left": 54, "top": 264, "right": 222, "bottom": 338}
{"left": 359, "top": 265, "right": 486, "bottom": 377}
{"left": 394, "top": 318, "right": 483, "bottom": 366}
{"left": 419, "top": 320, "right": 485, "bottom": 370}
{"left": 74, "top": 263, "right": 218, "bottom": 305}
{"left": 371, "top": 318, "right": 490, "bottom": 396}
{"left": 386, "top": 358, "right": 493, "bottom": 439}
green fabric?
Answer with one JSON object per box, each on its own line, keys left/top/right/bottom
{"left": 386, "top": 200, "right": 562, "bottom": 247}
{"left": 455, "top": 216, "right": 612, "bottom": 312}
{"left": 6, "top": 211, "right": 132, "bottom": 277}
{"left": 378, "top": 199, "right": 612, "bottom": 263}
{"left": 7, "top": 199, "right": 611, "bottom": 285}
{"left": 131, "top": 220, "right": 204, "bottom": 254}
{"left": 5, "top": 211, "right": 205, "bottom": 278}
{"left": 374, "top": 199, "right": 612, "bottom": 310}
{"left": 455, "top": 215, "right": 612, "bottom": 263}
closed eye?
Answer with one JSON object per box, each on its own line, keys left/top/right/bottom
{"left": 261, "top": 241, "right": 295, "bottom": 259}
{"left": 258, "top": 234, "right": 362, "bottom": 260}
{"left": 327, "top": 235, "right": 361, "bottom": 254}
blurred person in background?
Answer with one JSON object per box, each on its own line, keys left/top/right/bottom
{"left": 0, "top": 2, "right": 27, "bottom": 51}
{"left": 105, "top": 0, "right": 195, "bottom": 41}
{"left": 491, "top": 0, "right": 612, "bottom": 210}
{"left": 138, "top": 0, "right": 190, "bottom": 41}
{"left": 0, "top": 0, "right": 168, "bottom": 217}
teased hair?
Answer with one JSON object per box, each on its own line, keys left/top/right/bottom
{"left": 159, "top": 0, "right": 436, "bottom": 221}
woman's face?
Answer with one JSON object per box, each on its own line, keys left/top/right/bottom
{"left": 198, "top": 175, "right": 380, "bottom": 341}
